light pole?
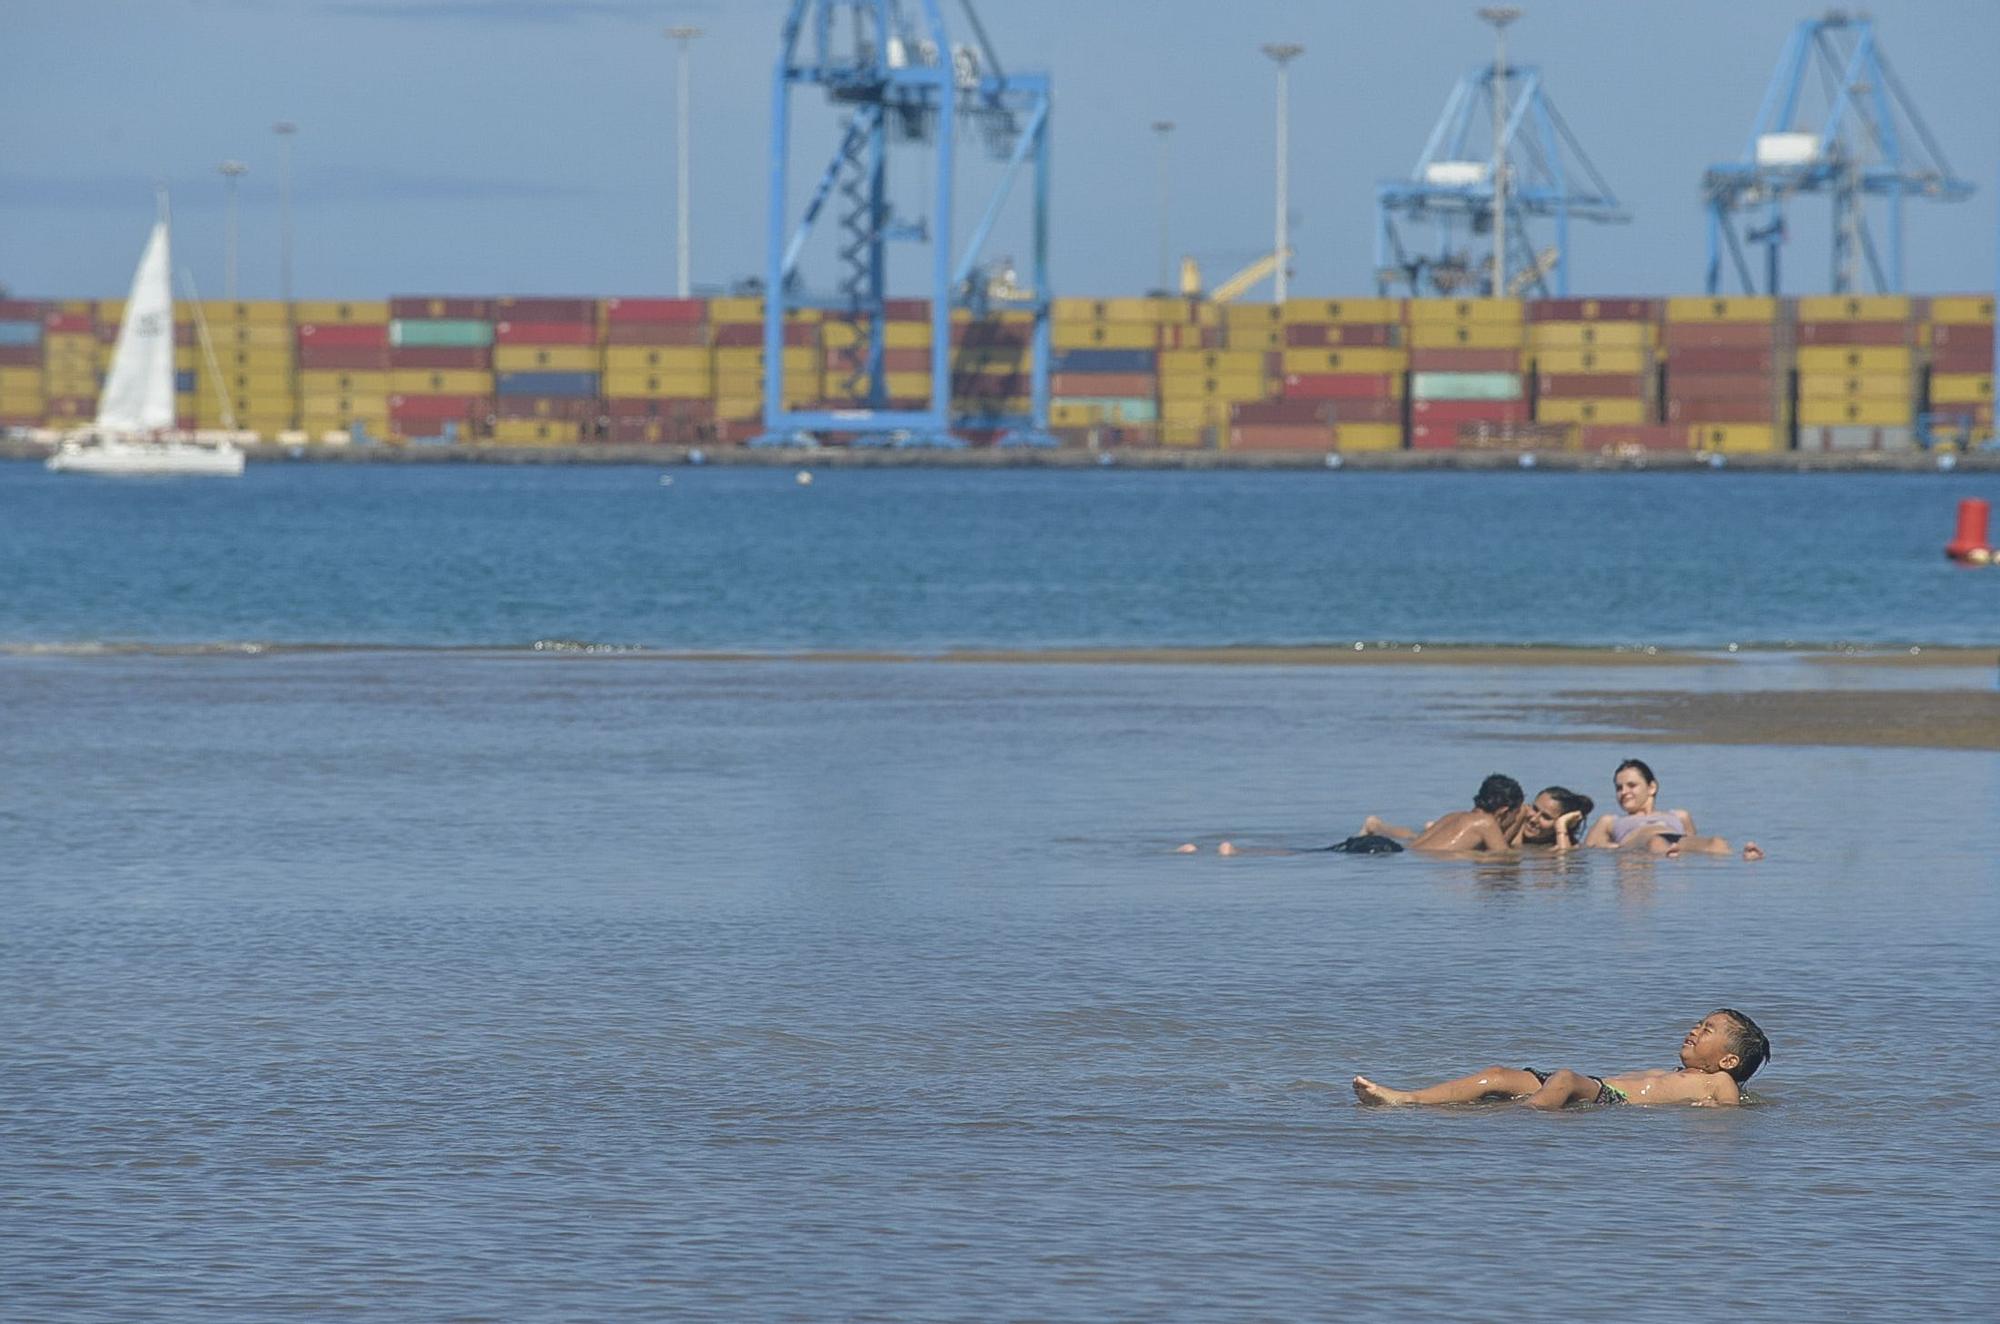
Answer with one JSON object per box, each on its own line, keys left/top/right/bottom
{"left": 273, "top": 121, "right": 297, "bottom": 306}
{"left": 1151, "top": 120, "right": 1175, "bottom": 294}
{"left": 1478, "top": 7, "right": 1521, "bottom": 297}
{"left": 1261, "top": 43, "right": 1303, "bottom": 303}
{"left": 666, "top": 26, "right": 703, "bottom": 298}
{"left": 219, "top": 160, "right": 248, "bottom": 301}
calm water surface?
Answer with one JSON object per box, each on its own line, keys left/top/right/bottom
{"left": 3, "top": 654, "right": 1995, "bottom": 1318}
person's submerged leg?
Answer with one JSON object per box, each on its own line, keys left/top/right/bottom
{"left": 1353, "top": 1066, "right": 1544, "bottom": 1105}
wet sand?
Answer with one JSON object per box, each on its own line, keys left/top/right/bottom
{"left": 1520, "top": 689, "right": 2000, "bottom": 751}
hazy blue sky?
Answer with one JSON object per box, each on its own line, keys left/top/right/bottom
{"left": 4, "top": 0, "right": 1996, "bottom": 301}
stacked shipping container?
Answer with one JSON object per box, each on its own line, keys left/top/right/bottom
{"left": 1794, "top": 295, "right": 1916, "bottom": 451}
{"left": 492, "top": 297, "right": 601, "bottom": 444}
{"left": 1406, "top": 299, "right": 1532, "bottom": 449}
{"left": 1663, "top": 297, "right": 1789, "bottom": 453}
{"left": 1229, "top": 298, "right": 1404, "bottom": 452}
{"left": 602, "top": 297, "right": 713, "bottom": 444}
{"left": 1924, "top": 295, "right": 1996, "bottom": 442}
{"left": 0, "top": 300, "right": 45, "bottom": 427}
{"left": 1528, "top": 298, "right": 1671, "bottom": 449}
{"left": 388, "top": 297, "right": 493, "bottom": 440}
{"left": 297, "top": 300, "right": 390, "bottom": 437}
{"left": 1049, "top": 298, "right": 1172, "bottom": 444}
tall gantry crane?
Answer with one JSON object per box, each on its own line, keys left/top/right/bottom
{"left": 1702, "top": 10, "right": 1973, "bottom": 295}
{"left": 1374, "top": 11, "right": 1626, "bottom": 298}
{"left": 755, "top": 0, "right": 1053, "bottom": 447}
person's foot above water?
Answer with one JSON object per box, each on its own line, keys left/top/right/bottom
{"left": 1742, "top": 842, "right": 1764, "bottom": 860}
{"left": 1351, "top": 1075, "right": 1411, "bottom": 1106}
{"left": 1217, "top": 841, "right": 1237, "bottom": 856}
{"left": 1174, "top": 843, "right": 1198, "bottom": 854}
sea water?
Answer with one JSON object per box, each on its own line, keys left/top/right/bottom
{"left": 2, "top": 464, "right": 1997, "bottom": 1318}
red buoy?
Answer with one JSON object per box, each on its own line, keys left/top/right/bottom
{"left": 1946, "top": 498, "right": 1992, "bottom": 562}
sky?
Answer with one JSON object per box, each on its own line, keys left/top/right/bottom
{"left": 4, "top": 0, "right": 1997, "bottom": 302}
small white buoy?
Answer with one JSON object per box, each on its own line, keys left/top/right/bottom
{"left": 796, "top": 470, "right": 813, "bottom": 486}
{"left": 658, "top": 474, "right": 674, "bottom": 486}
{"left": 1708, "top": 453, "right": 1727, "bottom": 470}
{"left": 1938, "top": 452, "right": 1959, "bottom": 472}
{"left": 688, "top": 447, "right": 707, "bottom": 465}
{"left": 1324, "top": 453, "right": 1343, "bottom": 469}
{"left": 1518, "top": 453, "right": 1536, "bottom": 469}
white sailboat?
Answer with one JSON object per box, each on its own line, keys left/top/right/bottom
{"left": 46, "top": 201, "right": 246, "bottom": 477}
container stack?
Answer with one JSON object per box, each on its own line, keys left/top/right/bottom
{"left": 40, "top": 303, "right": 102, "bottom": 428}
{"left": 1237, "top": 297, "right": 1406, "bottom": 452}
{"left": 704, "top": 298, "right": 764, "bottom": 442}
{"left": 388, "top": 297, "right": 493, "bottom": 441}
{"left": 0, "top": 300, "right": 46, "bottom": 428}
{"left": 296, "top": 300, "right": 390, "bottom": 439}
{"left": 1405, "top": 299, "right": 1535, "bottom": 449}
{"left": 949, "top": 309, "right": 1036, "bottom": 428}
{"left": 1794, "top": 295, "right": 1916, "bottom": 451}
{"left": 1157, "top": 302, "right": 1278, "bottom": 447}
{"left": 1049, "top": 298, "right": 1162, "bottom": 445}
{"left": 1662, "top": 296, "right": 1789, "bottom": 453}
{"left": 1528, "top": 298, "right": 1673, "bottom": 449}
{"left": 1923, "top": 295, "right": 1996, "bottom": 444}
{"left": 601, "top": 298, "right": 713, "bottom": 444}
{"left": 195, "top": 301, "right": 296, "bottom": 435}
{"left": 491, "top": 297, "right": 602, "bottom": 445}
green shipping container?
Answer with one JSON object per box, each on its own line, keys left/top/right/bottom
{"left": 390, "top": 318, "right": 494, "bottom": 348}
{"left": 1054, "top": 395, "right": 1157, "bottom": 422}
{"left": 1411, "top": 371, "right": 1522, "bottom": 401}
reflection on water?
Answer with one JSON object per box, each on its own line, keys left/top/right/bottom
{"left": 2, "top": 654, "right": 1994, "bottom": 1317}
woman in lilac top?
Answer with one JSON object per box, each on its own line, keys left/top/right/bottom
{"left": 1581, "top": 758, "right": 1762, "bottom": 859}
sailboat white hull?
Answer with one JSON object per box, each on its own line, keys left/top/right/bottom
{"left": 46, "top": 437, "right": 246, "bottom": 477}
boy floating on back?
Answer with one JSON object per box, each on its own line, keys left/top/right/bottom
{"left": 1352, "top": 1009, "right": 1770, "bottom": 1108}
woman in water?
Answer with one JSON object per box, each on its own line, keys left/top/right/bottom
{"left": 1511, "top": 786, "right": 1594, "bottom": 848}
{"left": 1582, "top": 758, "right": 1760, "bottom": 858}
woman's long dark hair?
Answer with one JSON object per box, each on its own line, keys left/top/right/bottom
{"left": 1537, "top": 786, "right": 1595, "bottom": 845}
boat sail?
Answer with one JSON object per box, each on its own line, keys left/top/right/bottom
{"left": 46, "top": 201, "right": 245, "bottom": 476}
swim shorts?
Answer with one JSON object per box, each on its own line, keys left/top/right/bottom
{"left": 1327, "top": 833, "right": 1405, "bottom": 854}
{"left": 1520, "top": 1069, "right": 1628, "bottom": 1105}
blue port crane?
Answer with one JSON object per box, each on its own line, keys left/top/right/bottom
{"left": 1702, "top": 10, "right": 1973, "bottom": 295}
{"left": 753, "top": 0, "right": 1054, "bottom": 448}
{"left": 1374, "top": 28, "right": 1626, "bottom": 298}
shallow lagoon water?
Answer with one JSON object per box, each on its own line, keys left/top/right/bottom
{"left": 3, "top": 653, "right": 1995, "bottom": 1318}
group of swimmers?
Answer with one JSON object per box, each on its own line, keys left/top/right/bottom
{"left": 1323, "top": 757, "right": 1757, "bottom": 859}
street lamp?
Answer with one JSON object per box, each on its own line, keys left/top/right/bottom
{"left": 666, "top": 26, "right": 704, "bottom": 298}
{"left": 218, "top": 160, "right": 248, "bottom": 301}
{"left": 273, "top": 121, "right": 298, "bottom": 307}
{"left": 1478, "top": 7, "right": 1521, "bottom": 297}
{"left": 1151, "top": 120, "right": 1175, "bottom": 295}
{"left": 1260, "top": 43, "right": 1304, "bottom": 303}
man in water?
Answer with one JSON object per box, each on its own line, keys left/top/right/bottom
{"left": 1351, "top": 1009, "right": 1770, "bottom": 1109}
{"left": 1344, "top": 773, "right": 1525, "bottom": 853}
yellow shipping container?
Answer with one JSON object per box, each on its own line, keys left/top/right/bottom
{"left": 294, "top": 300, "right": 390, "bottom": 325}
{"left": 197, "top": 370, "right": 294, "bottom": 395}
{"left": 215, "top": 325, "right": 295, "bottom": 349}
{"left": 494, "top": 345, "right": 597, "bottom": 372}
{"left": 1689, "top": 424, "right": 1780, "bottom": 452}
{"left": 1222, "top": 327, "right": 1284, "bottom": 351}
{"left": 883, "top": 323, "right": 932, "bottom": 349}
{"left": 1050, "top": 322, "right": 1151, "bottom": 350}
{"left": 1409, "top": 322, "right": 1524, "bottom": 350}
{"left": 1052, "top": 297, "right": 1176, "bottom": 323}
{"left": 604, "top": 346, "right": 711, "bottom": 373}
{"left": 1536, "top": 398, "right": 1649, "bottom": 425}
{"left": 1534, "top": 348, "right": 1647, "bottom": 375}
{"left": 1796, "top": 372, "right": 1911, "bottom": 400}
{"left": 1281, "top": 297, "right": 1400, "bottom": 324}
{"left": 1931, "top": 373, "right": 1994, "bottom": 404}
{"left": 1159, "top": 399, "right": 1230, "bottom": 426}
{"left": 1278, "top": 347, "right": 1409, "bottom": 374}
{"left": 1158, "top": 373, "right": 1266, "bottom": 401}
{"left": 1221, "top": 303, "right": 1282, "bottom": 329}
{"left": 302, "top": 392, "right": 390, "bottom": 412}
{"left": 491, "top": 419, "right": 584, "bottom": 444}
{"left": 1527, "top": 322, "right": 1653, "bottom": 350}
{"left": 1927, "top": 295, "right": 1995, "bottom": 325}
{"left": 884, "top": 372, "right": 933, "bottom": 398}
{"left": 1798, "top": 399, "right": 1914, "bottom": 426}
{"left": 1665, "top": 296, "right": 1781, "bottom": 323}
{"left": 714, "top": 348, "right": 765, "bottom": 373}
{"left": 708, "top": 297, "right": 762, "bottom": 323}
{"left": 1332, "top": 423, "right": 1403, "bottom": 451}
{"left": 215, "top": 349, "right": 297, "bottom": 372}
{"left": 0, "top": 367, "right": 45, "bottom": 390}
{"left": 714, "top": 396, "right": 763, "bottom": 421}
{"left": 202, "top": 301, "right": 290, "bottom": 325}
{"left": 1157, "top": 421, "right": 1211, "bottom": 446}
{"left": 1159, "top": 349, "right": 1265, "bottom": 376}
{"left": 389, "top": 370, "right": 494, "bottom": 394}
{"left": 301, "top": 371, "right": 390, "bottom": 394}
{"left": 1796, "top": 346, "right": 1912, "bottom": 373}
{"left": 604, "top": 371, "right": 712, "bottom": 398}
{"left": 1796, "top": 294, "right": 1913, "bottom": 322}
{"left": 1407, "top": 298, "right": 1524, "bottom": 325}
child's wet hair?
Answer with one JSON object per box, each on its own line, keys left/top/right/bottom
{"left": 1714, "top": 1008, "right": 1771, "bottom": 1083}
{"left": 1474, "top": 773, "right": 1524, "bottom": 814}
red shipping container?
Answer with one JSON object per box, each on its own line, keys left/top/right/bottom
{"left": 1931, "top": 345, "right": 1996, "bottom": 373}
{"left": 297, "top": 323, "right": 389, "bottom": 348}
{"left": 494, "top": 320, "right": 598, "bottom": 345}
{"left": 494, "top": 396, "right": 603, "bottom": 422}
{"left": 1407, "top": 423, "right": 1457, "bottom": 449}
{"left": 604, "top": 297, "right": 707, "bottom": 325}
{"left": 299, "top": 345, "right": 392, "bottom": 370}
{"left": 1526, "top": 297, "right": 1660, "bottom": 322}
{"left": 1797, "top": 321, "right": 1914, "bottom": 346}
{"left": 882, "top": 298, "right": 929, "bottom": 321}
{"left": 492, "top": 296, "right": 596, "bottom": 323}
{"left": 1578, "top": 423, "right": 1687, "bottom": 451}
{"left": 1050, "top": 372, "right": 1152, "bottom": 396}
{"left": 0, "top": 345, "right": 40, "bottom": 366}
{"left": 605, "top": 397, "right": 715, "bottom": 422}
{"left": 714, "top": 420, "right": 764, "bottom": 444}
{"left": 389, "top": 347, "right": 492, "bottom": 369}
{"left": 1536, "top": 373, "right": 1652, "bottom": 399}
{"left": 1229, "top": 422, "right": 1334, "bottom": 451}
{"left": 712, "top": 322, "right": 818, "bottom": 348}
{"left": 1281, "top": 372, "right": 1400, "bottom": 400}
{"left": 43, "top": 312, "right": 93, "bottom": 334}
{"left": 389, "top": 393, "right": 489, "bottom": 422}
{"left": 94, "top": 321, "right": 196, "bottom": 346}
{"left": 0, "top": 299, "right": 47, "bottom": 320}
{"left": 0, "top": 412, "right": 42, "bottom": 427}
{"left": 1931, "top": 323, "right": 1996, "bottom": 353}
{"left": 1409, "top": 347, "right": 1519, "bottom": 372}
{"left": 1663, "top": 346, "right": 1776, "bottom": 374}
{"left": 1282, "top": 323, "right": 1400, "bottom": 348}
{"left": 1660, "top": 323, "right": 1784, "bottom": 350}
{"left": 1411, "top": 399, "right": 1529, "bottom": 424}
{"left": 606, "top": 323, "right": 709, "bottom": 346}
{"left": 390, "top": 297, "right": 491, "bottom": 320}
{"left": 1664, "top": 372, "right": 1778, "bottom": 400}
{"left": 951, "top": 375, "right": 1031, "bottom": 395}
{"left": 1232, "top": 399, "right": 1338, "bottom": 426}
{"left": 1666, "top": 398, "right": 1783, "bottom": 424}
